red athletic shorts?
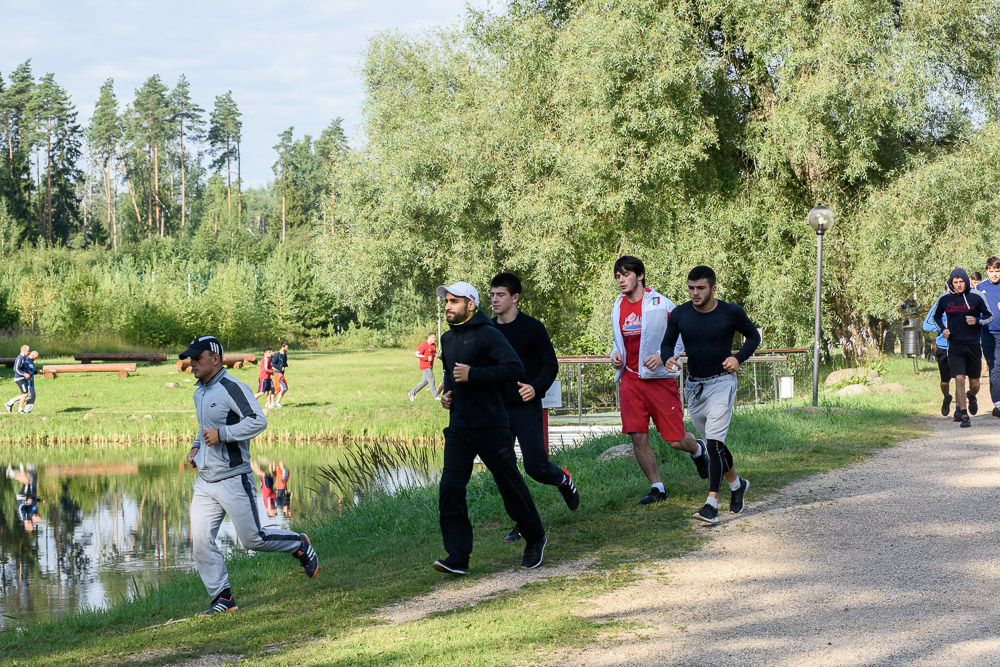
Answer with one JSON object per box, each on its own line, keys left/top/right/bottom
{"left": 619, "top": 373, "right": 685, "bottom": 441}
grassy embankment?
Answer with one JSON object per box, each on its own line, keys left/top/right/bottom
{"left": 0, "top": 354, "right": 943, "bottom": 665}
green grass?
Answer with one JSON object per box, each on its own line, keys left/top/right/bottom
{"left": 0, "top": 349, "right": 449, "bottom": 446}
{"left": 0, "top": 355, "right": 942, "bottom": 666}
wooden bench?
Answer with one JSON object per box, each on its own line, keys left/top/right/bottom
{"left": 43, "top": 363, "right": 136, "bottom": 379}
{"left": 176, "top": 354, "right": 257, "bottom": 373}
{"left": 75, "top": 353, "right": 167, "bottom": 364}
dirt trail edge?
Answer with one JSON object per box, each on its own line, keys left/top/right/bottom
{"left": 545, "top": 415, "right": 1000, "bottom": 667}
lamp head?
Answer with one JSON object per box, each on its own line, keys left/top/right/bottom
{"left": 808, "top": 205, "right": 835, "bottom": 233}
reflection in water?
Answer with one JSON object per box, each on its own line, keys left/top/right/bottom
{"left": 0, "top": 444, "right": 442, "bottom": 629}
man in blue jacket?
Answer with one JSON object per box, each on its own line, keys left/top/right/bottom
{"left": 976, "top": 257, "right": 1000, "bottom": 417}
{"left": 933, "top": 269, "right": 993, "bottom": 427}
{"left": 434, "top": 282, "right": 547, "bottom": 574}
{"left": 182, "top": 335, "right": 318, "bottom": 616}
{"left": 922, "top": 299, "right": 953, "bottom": 417}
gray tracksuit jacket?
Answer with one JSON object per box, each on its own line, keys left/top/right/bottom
{"left": 190, "top": 369, "right": 267, "bottom": 483}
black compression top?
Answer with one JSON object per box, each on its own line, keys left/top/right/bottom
{"left": 660, "top": 300, "right": 761, "bottom": 378}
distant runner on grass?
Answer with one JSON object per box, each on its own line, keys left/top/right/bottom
{"left": 609, "top": 256, "right": 709, "bottom": 506}
{"left": 490, "top": 272, "right": 579, "bottom": 545}
{"left": 181, "top": 335, "right": 318, "bottom": 617}
{"left": 658, "top": 265, "right": 761, "bottom": 525}
{"left": 254, "top": 347, "right": 275, "bottom": 408}
{"left": 433, "top": 281, "right": 547, "bottom": 575}
{"left": 271, "top": 343, "right": 289, "bottom": 408}
{"left": 933, "top": 268, "right": 992, "bottom": 428}
{"left": 408, "top": 332, "right": 440, "bottom": 401}
{"left": 4, "top": 345, "right": 31, "bottom": 414}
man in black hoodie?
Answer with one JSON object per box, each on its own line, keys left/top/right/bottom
{"left": 433, "top": 281, "right": 547, "bottom": 575}
{"left": 934, "top": 268, "right": 993, "bottom": 427}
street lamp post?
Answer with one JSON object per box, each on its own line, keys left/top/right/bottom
{"left": 808, "top": 205, "right": 835, "bottom": 406}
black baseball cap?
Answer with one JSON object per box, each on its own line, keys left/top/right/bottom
{"left": 179, "top": 335, "right": 224, "bottom": 360}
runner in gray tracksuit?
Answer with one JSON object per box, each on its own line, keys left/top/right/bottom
{"left": 182, "top": 335, "right": 318, "bottom": 616}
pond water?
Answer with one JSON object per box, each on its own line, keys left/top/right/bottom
{"left": 0, "top": 443, "right": 442, "bottom": 629}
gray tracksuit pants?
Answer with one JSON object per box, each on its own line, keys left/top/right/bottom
{"left": 410, "top": 368, "right": 438, "bottom": 397}
{"left": 191, "top": 472, "right": 303, "bottom": 598}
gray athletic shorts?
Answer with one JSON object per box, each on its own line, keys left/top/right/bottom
{"left": 684, "top": 372, "right": 738, "bottom": 443}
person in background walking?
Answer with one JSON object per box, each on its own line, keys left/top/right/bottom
{"left": 4, "top": 345, "right": 30, "bottom": 414}
{"left": 490, "top": 272, "right": 578, "bottom": 545}
{"left": 923, "top": 298, "right": 953, "bottom": 417}
{"left": 976, "top": 257, "right": 1000, "bottom": 418}
{"left": 408, "top": 333, "right": 440, "bottom": 401}
{"left": 254, "top": 347, "right": 275, "bottom": 408}
{"left": 182, "top": 335, "right": 317, "bottom": 616}
{"left": 433, "top": 281, "right": 547, "bottom": 574}
{"left": 658, "top": 265, "right": 761, "bottom": 525}
{"left": 610, "top": 256, "right": 709, "bottom": 506}
{"left": 933, "top": 268, "right": 993, "bottom": 428}
{"left": 271, "top": 343, "right": 290, "bottom": 408}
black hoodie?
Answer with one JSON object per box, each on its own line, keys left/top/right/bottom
{"left": 933, "top": 267, "right": 993, "bottom": 345}
{"left": 440, "top": 309, "right": 526, "bottom": 429}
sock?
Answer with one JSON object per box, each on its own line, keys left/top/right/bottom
{"left": 706, "top": 496, "right": 718, "bottom": 509}
{"left": 652, "top": 482, "right": 665, "bottom": 493}
{"left": 213, "top": 588, "right": 232, "bottom": 603}
{"left": 691, "top": 441, "right": 704, "bottom": 458}
{"left": 729, "top": 477, "right": 742, "bottom": 492}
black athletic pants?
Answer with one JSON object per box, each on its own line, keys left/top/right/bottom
{"left": 439, "top": 426, "right": 545, "bottom": 560}
{"left": 508, "top": 401, "right": 564, "bottom": 486}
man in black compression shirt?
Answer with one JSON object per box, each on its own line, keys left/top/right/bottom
{"left": 656, "top": 265, "right": 761, "bottom": 524}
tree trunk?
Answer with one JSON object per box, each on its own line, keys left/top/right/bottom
{"left": 155, "top": 142, "right": 161, "bottom": 237}
{"left": 104, "top": 158, "right": 115, "bottom": 251}
{"left": 237, "top": 140, "right": 242, "bottom": 227}
{"left": 281, "top": 162, "right": 286, "bottom": 243}
{"left": 146, "top": 137, "right": 153, "bottom": 239}
{"left": 180, "top": 124, "right": 186, "bottom": 240}
{"left": 330, "top": 156, "right": 336, "bottom": 236}
{"left": 226, "top": 138, "right": 232, "bottom": 224}
{"left": 45, "top": 119, "right": 52, "bottom": 245}
{"left": 117, "top": 141, "right": 143, "bottom": 235}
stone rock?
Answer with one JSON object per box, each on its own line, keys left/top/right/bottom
{"left": 872, "top": 382, "right": 912, "bottom": 394}
{"left": 40, "top": 416, "right": 48, "bottom": 421}
{"left": 129, "top": 415, "right": 138, "bottom": 420}
{"left": 834, "top": 384, "right": 873, "bottom": 397}
{"left": 165, "top": 382, "right": 179, "bottom": 388}
{"left": 825, "top": 368, "right": 880, "bottom": 386}
{"left": 82, "top": 413, "right": 94, "bottom": 420}
{"left": 144, "top": 414, "right": 153, "bottom": 420}
{"left": 784, "top": 406, "right": 864, "bottom": 415}
{"left": 598, "top": 443, "right": 635, "bottom": 461}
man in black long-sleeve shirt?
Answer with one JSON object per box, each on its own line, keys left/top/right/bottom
{"left": 490, "top": 273, "right": 579, "bottom": 545}
{"left": 433, "top": 281, "right": 547, "bottom": 575}
{"left": 657, "top": 265, "right": 761, "bottom": 525}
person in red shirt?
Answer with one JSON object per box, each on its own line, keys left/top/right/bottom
{"left": 408, "top": 333, "right": 440, "bottom": 400}
{"left": 254, "top": 347, "right": 275, "bottom": 408}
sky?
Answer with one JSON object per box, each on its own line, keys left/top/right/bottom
{"left": 0, "top": 0, "right": 496, "bottom": 187}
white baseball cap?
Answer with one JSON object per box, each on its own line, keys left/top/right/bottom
{"left": 435, "top": 281, "right": 480, "bottom": 306}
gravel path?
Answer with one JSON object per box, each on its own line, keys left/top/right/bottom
{"left": 547, "top": 413, "right": 1000, "bottom": 666}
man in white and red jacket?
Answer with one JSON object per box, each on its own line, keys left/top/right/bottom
{"left": 610, "top": 256, "right": 708, "bottom": 505}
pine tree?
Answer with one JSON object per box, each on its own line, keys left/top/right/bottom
{"left": 208, "top": 91, "right": 241, "bottom": 226}
{"left": 129, "top": 76, "right": 170, "bottom": 237}
{"left": 170, "top": 74, "right": 204, "bottom": 240}
{"left": 315, "top": 117, "right": 348, "bottom": 235}
{"left": 273, "top": 127, "right": 293, "bottom": 243}
{"left": 87, "top": 78, "right": 121, "bottom": 250}
{"left": 1, "top": 62, "right": 35, "bottom": 238}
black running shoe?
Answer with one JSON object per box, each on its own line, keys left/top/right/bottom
{"left": 693, "top": 504, "right": 719, "bottom": 524}
{"left": 295, "top": 534, "right": 319, "bottom": 578}
{"left": 730, "top": 477, "right": 749, "bottom": 513}
{"left": 199, "top": 594, "right": 237, "bottom": 616}
{"left": 993, "top": 407, "right": 1000, "bottom": 418}
{"left": 558, "top": 468, "right": 580, "bottom": 511}
{"left": 639, "top": 487, "right": 667, "bottom": 505}
{"left": 503, "top": 526, "right": 522, "bottom": 543}
{"left": 692, "top": 439, "right": 709, "bottom": 479}
{"left": 968, "top": 392, "right": 978, "bottom": 415}
{"left": 432, "top": 555, "right": 470, "bottom": 575}
{"left": 521, "top": 536, "right": 547, "bottom": 569}
{"left": 941, "top": 394, "right": 952, "bottom": 417}
{"left": 954, "top": 407, "right": 962, "bottom": 422}
{"left": 961, "top": 413, "right": 971, "bottom": 428}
